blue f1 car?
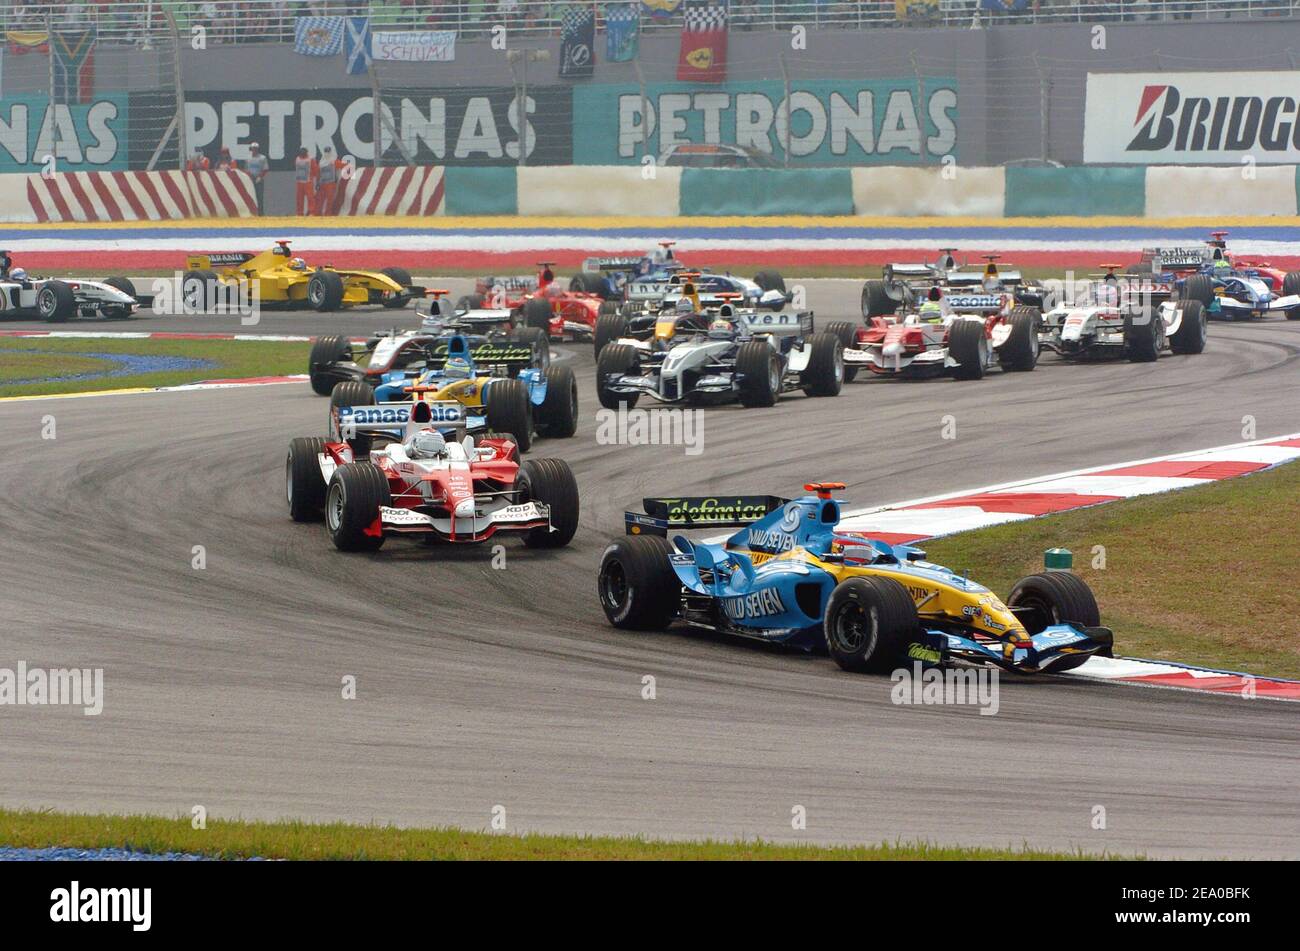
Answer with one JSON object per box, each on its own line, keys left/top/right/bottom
{"left": 597, "top": 483, "right": 1113, "bottom": 675}
{"left": 570, "top": 242, "right": 789, "bottom": 311}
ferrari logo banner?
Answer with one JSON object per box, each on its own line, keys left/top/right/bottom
{"left": 677, "top": 0, "right": 726, "bottom": 84}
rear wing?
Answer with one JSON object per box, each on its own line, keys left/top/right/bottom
{"left": 582, "top": 256, "right": 644, "bottom": 273}
{"left": 625, "top": 496, "right": 788, "bottom": 536}
{"left": 331, "top": 399, "right": 477, "bottom": 443}
{"left": 425, "top": 339, "right": 538, "bottom": 374}
{"left": 736, "top": 309, "right": 814, "bottom": 337}
{"left": 186, "top": 251, "right": 254, "bottom": 270}
{"left": 1149, "top": 246, "right": 1211, "bottom": 270}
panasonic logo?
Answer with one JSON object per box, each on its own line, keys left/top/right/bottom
{"left": 339, "top": 406, "right": 411, "bottom": 424}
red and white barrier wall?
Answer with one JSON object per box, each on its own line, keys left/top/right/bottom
{"left": 331, "top": 166, "right": 445, "bottom": 216}
{"left": 0, "top": 170, "right": 259, "bottom": 223}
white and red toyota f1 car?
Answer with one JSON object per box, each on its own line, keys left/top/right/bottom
{"left": 286, "top": 400, "right": 578, "bottom": 552}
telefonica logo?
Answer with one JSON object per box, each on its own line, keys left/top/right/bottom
{"left": 1127, "top": 84, "right": 1300, "bottom": 153}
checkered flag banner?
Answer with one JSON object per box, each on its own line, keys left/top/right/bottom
{"left": 677, "top": 0, "right": 727, "bottom": 83}
{"left": 560, "top": 4, "right": 596, "bottom": 79}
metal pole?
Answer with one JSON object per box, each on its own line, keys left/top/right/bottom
{"left": 170, "top": 10, "right": 186, "bottom": 170}
{"left": 1034, "top": 52, "right": 1048, "bottom": 165}
{"left": 779, "top": 53, "right": 790, "bottom": 168}
{"left": 635, "top": 59, "right": 649, "bottom": 160}
{"left": 519, "top": 54, "right": 529, "bottom": 168}
{"left": 372, "top": 66, "right": 383, "bottom": 169}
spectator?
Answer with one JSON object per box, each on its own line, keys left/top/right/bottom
{"left": 294, "top": 147, "right": 317, "bottom": 216}
{"left": 216, "top": 146, "right": 240, "bottom": 170}
{"left": 245, "top": 141, "right": 270, "bottom": 214}
{"left": 314, "top": 145, "right": 343, "bottom": 215}
{"left": 185, "top": 147, "right": 211, "bottom": 171}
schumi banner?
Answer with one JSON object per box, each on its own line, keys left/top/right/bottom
{"left": 1085, "top": 71, "right": 1300, "bottom": 164}
{"left": 572, "top": 79, "right": 959, "bottom": 165}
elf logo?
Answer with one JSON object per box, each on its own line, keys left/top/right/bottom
{"left": 1127, "top": 84, "right": 1300, "bottom": 152}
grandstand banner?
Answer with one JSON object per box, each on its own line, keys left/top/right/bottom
{"left": 369, "top": 29, "right": 456, "bottom": 63}
{"left": 573, "top": 79, "right": 958, "bottom": 165}
{"left": 181, "top": 88, "right": 571, "bottom": 168}
{"left": 894, "top": 0, "right": 939, "bottom": 21}
{"left": 1085, "top": 71, "right": 1300, "bottom": 164}
{"left": 0, "top": 94, "right": 129, "bottom": 172}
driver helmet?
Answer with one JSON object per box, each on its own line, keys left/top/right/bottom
{"left": 407, "top": 429, "right": 447, "bottom": 460}
{"left": 1213, "top": 258, "right": 1231, "bottom": 273}
{"left": 709, "top": 317, "right": 732, "bottom": 334}
{"left": 443, "top": 356, "right": 473, "bottom": 380}
{"left": 918, "top": 300, "right": 943, "bottom": 323}
{"left": 9, "top": 267, "right": 27, "bottom": 281}
{"left": 675, "top": 296, "right": 694, "bottom": 315}
{"left": 289, "top": 257, "right": 308, "bottom": 271}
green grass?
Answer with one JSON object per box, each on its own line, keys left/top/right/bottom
{"left": 0, "top": 337, "right": 310, "bottom": 398}
{"left": 925, "top": 459, "right": 1300, "bottom": 679}
{"left": 0, "top": 809, "right": 1127, "bottom": 860}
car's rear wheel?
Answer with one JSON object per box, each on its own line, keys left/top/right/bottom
{"left": 308, "top": 334, "right": 352, "bottom": 395}
{"left": 799, "top": 332, "right": 844, "bottom": 397}
{"left": 598, "top": 535, "right": 680, "bottom": 630}
{"left": 596, "top": 343, "right": 639, "bottom": 410}
{"left": 485, "top": 377, "right": 533, "bottom": 452}
{"left": 330, "top": 380, "right": 376, "bottom": 457}
{"left": 308, "top": 271, "right": 345, "bottom": 312}
{"left": 824, "top": 576, "right": 918, "bottom": 673}
{"left": 456, "top": 292, "right": 486, "bottom": 313}
{"left": 1168, "top": 299, "right": 1207, "bottom": 355}
{"left": 325, "top": 462, "right": 391, "bottom": 552}
{"left": 1179, "top": 273, "right": 1214, "bottom": 308}
{"left": 736, "top": 340, "right": 780, "bottom": 407}
{"left": 523, "top": 297, "right": 553, "bottom": 332}
{"left": 862, "top": 279, "right": 898, "bottom": 319}
{"left": 516, "top": 458, "right": 579, "bottom": 548}
{"left": 593, "top": 311, "right": 629, "bottom": 357}
{"left": 286, "top": 436, "right": 328, "bottom": 522}
{"left": 379, "top": 267, "right": 412, "bottom": 308}
{"left": 514, "top": 326, "right": 550, "bottom": 369}
{"left": 948, "top": 318, "right": 988, "bottom": 380}
{"left": 536, "top": 364, "right": 578, "bottom": 438}
{"left": 753, "top": 270, "right": 786, "bottom": 295}
{"left": 998, "top": 305, "right": 1040, "bottom": 371}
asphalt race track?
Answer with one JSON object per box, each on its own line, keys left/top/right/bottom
{"left": 3, "top": 280, "right": 1298, "bottom": 858}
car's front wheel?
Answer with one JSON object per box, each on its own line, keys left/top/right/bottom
{"left": 325, "top": 462, "right": 391, "bottom": 552}
{"left": 823, "top": 576, "right": 918, "bottom": 673}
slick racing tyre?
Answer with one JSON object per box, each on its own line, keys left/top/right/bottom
{"left": 948, "top": 318, "right": 988, "bottom": 380}
{"left": 823, "top": 576, "right": 918, "bottom": 673}
{"left": 536, "top": 364, "right": 579, "bottom": 438}
{"left": 1168, "top": 299, "right": 1207, "bottom": 355}
{"left": 308, "top": 335, "right": 352, "bottom": 395}
{"left": 36, "top": 280, "right": 77, "bottom": 322}
{"left": 456, "top": 293, "right": 486, "bottom": 313}
{"left": 736, "top": 340, "right": 781, "bottom": 408}
{"left": 823, "top": 320, "right": 858, "bottom": 383}
{"left": 101, "top": 276, "right": 138, "bottom": 319}
{"left": 861, "top": 279, "right": 898, "bottom": 319}
{"left": 523, "top": 297, "right": 553, "bottom": 332}
{"left": 570, "top": 272, "right": 609, "bottom": 299}
{"left": 325, "top": 462, "right": 391, "bottom": 552}
{"left": 308, "top": 270, "right": 345, "bottom": 312}
{"left": 1179, "top": 273, "right": 1214, "bottom": 308}
{"left": 593, "top": 311, "right": 629, "bottom": 358}
{"left": 799, "top": 332, "right": 844, "bottom": 397}
{"left": 1123, "top": 310, "right": 1163, "bottom": 363}
{"left": 181, "top": 269, "right": 219, "bottom": 313}
{"left": 997, "top": 306, "right": 1040, "bottom": 372}
{"left": 286, "top": 436, "right": 328, "bottom": 522}
{"left": 380, "top": 267, "right": 412, "bottom": 308}
{"left": 1008, "top": 572, "right": 1104, "bottom": 671}
{"left": 515, "top": 326, "right": 551, "bottom": 369}
{"left": 330, "top": 380, "right": 376, "bottom": 457}
{"left": 1284, "top": 272, "right": 1300, "bottom": 320}
{"left": 753, "top": 270, "right": 786, "bottom": 295}
{"left": 596, "top": 343, "right": 640, "bottom": 411}
{"left": 516, "top": 458, "right": 579, "bottom": 548}
{"left": 485, "top": 377, "right": 534, "bottom": 452}
{"left": 598, "top": 534, "right": 680, "bottom": 630}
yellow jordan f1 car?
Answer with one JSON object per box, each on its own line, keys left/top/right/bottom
{"left": 183, "top": 240, "right": 424, "bottom": 312}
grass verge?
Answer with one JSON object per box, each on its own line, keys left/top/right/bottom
{"left": 0, "top": 337, "right": 309, "bottom": 398}
{"left": 0, "top": 809, "right": 1126, "bottom": 860}
{"left": 925, "top": 458, "right": 1300, "bottom": 679}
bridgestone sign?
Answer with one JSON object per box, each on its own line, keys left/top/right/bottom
{"left": 1085, "top": 71, "right": 1300, "bottom": 164}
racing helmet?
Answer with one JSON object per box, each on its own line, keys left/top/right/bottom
{"left": 443, "top": 356, "right": 473, "bottom": 380}
{"left": 675, "top": 296, "right": 694, "bottom": 315}
{"left": 708, "top": 317, "right": 732, "bottom": 336}
{"left": 918, "top": 300, "right": 943, "bottom": 323}
{"left": 1213, "top": 258, "right": 1231, "bottom": 273}
{"left": 9, "top": 267, "right": 27, "bottom": 281}
{"left": 407, "top": 429, "right": 447, "bottom": 460}
{"left": 289, "top": 257, "right": 308, "bottom": 271}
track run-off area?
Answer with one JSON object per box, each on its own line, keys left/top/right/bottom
{"left": 2, "top": 219, "right": 1299, "bottom": 857}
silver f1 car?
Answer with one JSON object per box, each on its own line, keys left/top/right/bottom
{"left": 595, "top": 299, "right": 843, "bottom": 408}
{"left": 0, "top": 252, "right": 151, "bottom": 322}
{"left": 1038, "top": 271, "right": 1207, "bottom": 362}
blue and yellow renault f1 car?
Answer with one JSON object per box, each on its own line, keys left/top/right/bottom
{"left": 597, "top": 483, "right": 1112, "bottom": 675}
